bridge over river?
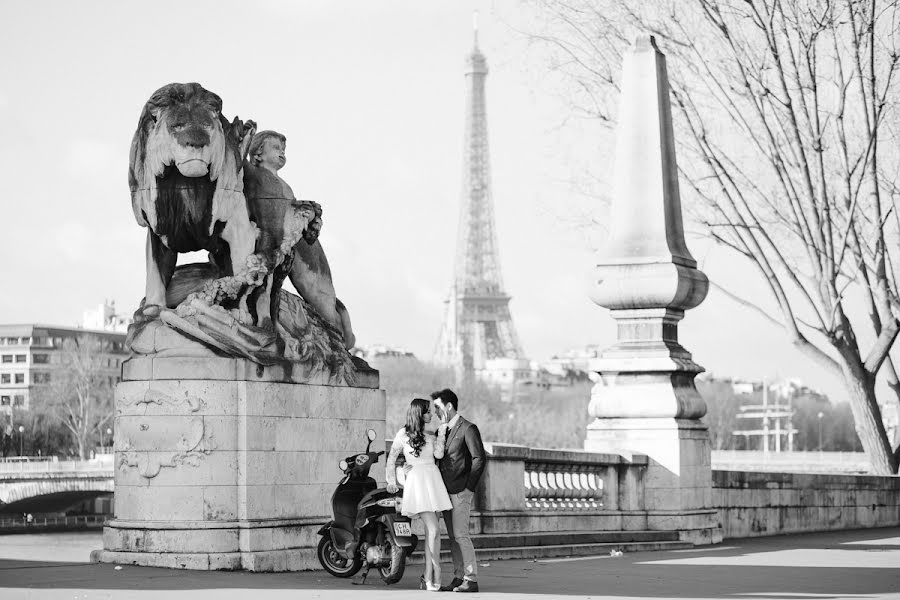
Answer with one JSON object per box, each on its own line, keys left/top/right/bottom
{"left": 0, "top": 457, "right": 113, "bottom": 514}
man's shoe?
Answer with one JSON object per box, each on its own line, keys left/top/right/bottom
{"left": 454, "top": 580, "right": 479, "bottom": 593}
{"left": 440, "top": 578, "right": 464, "bottom": 592}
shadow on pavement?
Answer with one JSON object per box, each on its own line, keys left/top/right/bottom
{"left": 0, "top": 528, "right": 896, "bottom": 598}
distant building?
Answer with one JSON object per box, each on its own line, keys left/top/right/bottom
{"left": 0, "top": 324, "right": 127, "bottom": 415}
{"left": 731, "top": 380, "right": 756, "bottom": 395}
{"left": 353, "top": 344, "right": 417, "bottom": 365}
{"left": 82, "top": 300, "right": 132, "bottom": 333}
{"left": 544, "top": 345, "right": 602, "bottom": 374}
{"left": 770, "top": 378, "right": 825, "bottom": 401}
{"left": 480, "top": 358, "right": 536, "bottom": 388}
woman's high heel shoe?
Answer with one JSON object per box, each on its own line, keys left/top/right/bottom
{"left": 420, "top": 574, "right": 441, "bottom": 591}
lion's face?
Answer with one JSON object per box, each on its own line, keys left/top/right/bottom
{"left": 130, "top": 82, "right": 248, "bottom": 237}
{"left": 141, "top": 82, "right": 227, "bottom": 179}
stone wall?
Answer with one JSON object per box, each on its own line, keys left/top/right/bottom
{"left": 713, "top": 470, "right": 900, "bottom": 539}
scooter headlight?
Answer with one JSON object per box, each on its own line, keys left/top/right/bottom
{"left": 376, "top": 498, "right": 397, "bottom": 508}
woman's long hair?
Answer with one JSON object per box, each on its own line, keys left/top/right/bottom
{"left": 405, "top": 398, "right": 430, "bottom": 457}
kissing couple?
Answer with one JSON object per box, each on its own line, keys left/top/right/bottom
{"left": 385, "top": 389, "right": 485, "bottom": 592}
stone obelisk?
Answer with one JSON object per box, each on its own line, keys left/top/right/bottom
{"left": 585, "top": 35, "right": 720, "bottom": 544}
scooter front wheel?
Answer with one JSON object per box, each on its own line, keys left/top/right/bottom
{"left": 317, "top": 535, "right": 363, "bottom": 578}
{"left": 378, "top": 537, "right": 406, "bottom": 584}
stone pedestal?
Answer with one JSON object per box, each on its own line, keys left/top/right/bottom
{"left": 91, "top": 356, "right": 384, "bottom": 571}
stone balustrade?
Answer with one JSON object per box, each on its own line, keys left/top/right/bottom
{"left": 387, "top": 441, "right": 651, "bottom": 535}
{"left": 524, "top": 461, "right": 602, "bottom": 510}
{"left": 474, "top": 444, "right": 648, "bottom": 516}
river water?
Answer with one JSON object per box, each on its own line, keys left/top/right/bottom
{"left": 0, "top": 531, "right": 102, "bottom": 563}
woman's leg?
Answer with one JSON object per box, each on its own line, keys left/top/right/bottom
{"left": 419, "top": 511, "right": 441, "bottom": 586}
{"left": 418, "top": 512, "right": 433, "bottom": 585}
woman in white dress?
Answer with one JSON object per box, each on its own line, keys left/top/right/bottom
{"left": 385, "top": 398, "right": 452, "bottom": 591}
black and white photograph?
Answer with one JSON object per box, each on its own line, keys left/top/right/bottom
{"left": 0, "top": 1, "right": 898, "bottom": 598}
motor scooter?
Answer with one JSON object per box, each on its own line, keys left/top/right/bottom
{"left": 316, "top": 428, "right": 418, "bottom": 584}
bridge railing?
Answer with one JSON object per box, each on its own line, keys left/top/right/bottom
{"left": 475, "top": 443, "right": 648, "bottom": 513}
{"left": 711, "top": 450, "right": 871, "bottom": 473}
{"left": 0, "top": 457, "right": 113, "bottom": 475}
{"left": 0, "top": 515, "right": 107, "bottom": 529}
{"left": 384, "top": 440, "right": 648, "bottom": 515}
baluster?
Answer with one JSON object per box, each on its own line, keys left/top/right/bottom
{"left": 562, "top": 470, "right": 575, "bottom": 509}
{"left": 537, "top": 468, "right": 550, "bottom": 509}
{"left": 524, "top": 468, "right": 534, "bottom": 509}
{"left": 529, "top": 469, "right": 542, "bottom": 509}
{"left": 568, "top": 466, "right": 581, "bottom": 509}
{"left": 582, "top": 468, "right": 595, "bottom": 509}
{"left": 548, "top": 469, "right": 562, "bottom": 509}
{"left": 586, "top": 471, "right": 601, "bottom": 508}
{"left": 572, "top": 469, "right": 586, "bottom": 509}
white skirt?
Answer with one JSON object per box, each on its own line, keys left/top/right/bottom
{"left": 401, "top": 462, "right": 452, "bottom": 516}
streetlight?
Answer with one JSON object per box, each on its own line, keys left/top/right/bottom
{"left": 104, "top": 427, "right": 112, "bottom": 452}
{"left": 817, "top": 412, "right": 824, "bottom": 451}
{"left": 17, "top": 425, "right": 24, "bottom": 456}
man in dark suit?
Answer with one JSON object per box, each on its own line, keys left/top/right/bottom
{"left": 431, "top": 388, "right": 485, "bottom": 593}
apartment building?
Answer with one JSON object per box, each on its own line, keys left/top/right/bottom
{"left": 0, "top": 324, "right": 127, "bottom": 415}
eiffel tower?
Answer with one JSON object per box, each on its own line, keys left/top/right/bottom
{"left": 434, "top": 18, "right": 526, "bottom": 375}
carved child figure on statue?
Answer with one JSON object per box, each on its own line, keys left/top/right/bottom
{"left": 242, "top": 130, "right": 356, "bottom": 349}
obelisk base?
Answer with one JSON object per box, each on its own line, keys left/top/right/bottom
{"left": 586, "top": 417, "right": 722, "bottom": 544}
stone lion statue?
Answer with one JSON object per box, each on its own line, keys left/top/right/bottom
{"left": 129, "top": 82, "right": 261, "bottom": 318}
{"left": 126, "top": 82, "right": 360, "bottom": 381}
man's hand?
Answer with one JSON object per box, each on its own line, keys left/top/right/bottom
{"left": 434, "top": 399, "right": 449, "bottom": 424}
{"left": 386, "top": 483, "right": 399, "bottom": 494}
{"left": 403, "top": 464, "right": 413, "bottom": 475}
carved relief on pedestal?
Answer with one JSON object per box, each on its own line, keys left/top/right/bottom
{"left": 119, "top": 387, "right": 206, "bottom": 416}
{"left": 117, "top": 388, "right": 215, "bottom": 479}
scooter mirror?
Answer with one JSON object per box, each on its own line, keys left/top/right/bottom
{"left": 339, "top": 460, "right": 348, "bottom": 471}
{"left": 366, "top": 429, "right": 377, "bottom": 442}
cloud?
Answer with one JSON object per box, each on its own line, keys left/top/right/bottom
{"left": 63, "top": 139, "right": 119, "bottom": 179}
{"left": 54, "top": 221, "right": 92, "bottom": 263}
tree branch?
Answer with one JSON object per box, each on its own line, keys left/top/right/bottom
{"left": 864, "top": 318, "right": 900, "bottom": 375}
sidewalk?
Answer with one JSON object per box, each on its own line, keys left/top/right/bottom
{"left": 0, "top": 528, "right": 898, "bottom": 599}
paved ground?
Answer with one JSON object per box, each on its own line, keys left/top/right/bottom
{"left": 0, "top": 528, "right": 898, "bottom": 599}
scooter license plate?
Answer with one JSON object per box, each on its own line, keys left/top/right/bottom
{"left": 393, "top": 522, "right": 412, "bottom": 537}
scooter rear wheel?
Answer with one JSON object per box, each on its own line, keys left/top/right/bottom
{"left": 317, "top": 535, "right": 363, "bottom": 578}
{"left": 378, "top": 537, "right": 406, "bottom": 584}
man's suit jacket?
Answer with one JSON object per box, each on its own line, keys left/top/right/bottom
{"left": 438, "top": 416, "right": 486, "bottom": 495}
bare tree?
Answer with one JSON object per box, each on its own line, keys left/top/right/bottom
{"left": 522, "top": 0, "right": 900, "bottom": 473}
{"left": 39, "top": 335, "right": 115, "bottom": 460}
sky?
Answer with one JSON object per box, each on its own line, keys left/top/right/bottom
{"left": 0, "top": 0, "right": 857, "bottom": 403}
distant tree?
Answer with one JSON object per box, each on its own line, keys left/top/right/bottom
{"left": 374, "top": 357, "right": 592, "bottom": 449}
{"left": 35, "top": 335, "right": 115, "bottom": 460}
{"left": 698, "top": 378, "right": 743, "bottom": 450}
{"left": 26, "top": 407, "right": 75, "bottom": 457}
{"left": 524, "top": 0, "right": 900, "bottom": 473}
